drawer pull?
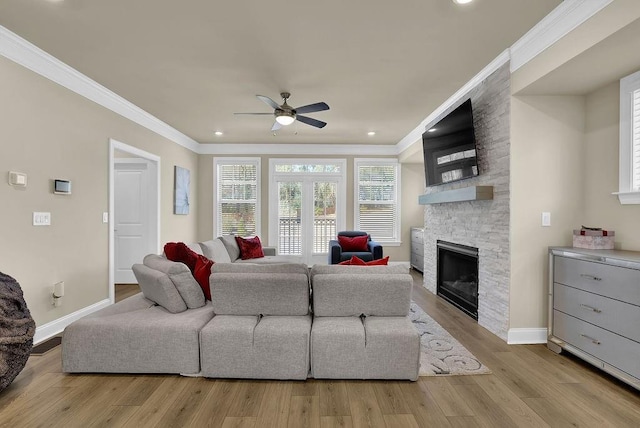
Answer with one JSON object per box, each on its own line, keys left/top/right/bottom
{"left": 579, "top": 304, "right": 602, "bottom": 313}
{"left": 580, "top": 274, "right": 602, "bottom": 281}
{"left": 580, "top": 334, "right": 601, "bottom": 345}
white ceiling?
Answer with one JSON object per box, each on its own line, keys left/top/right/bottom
{"left": 0, "top": 0, "right": 561, "bottom": 146}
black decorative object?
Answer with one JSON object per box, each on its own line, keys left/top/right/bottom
{"left": 0, "top": 272, "right": 35, "bottom": 392}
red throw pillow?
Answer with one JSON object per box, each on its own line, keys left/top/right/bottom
{"left": 346, "top": 255, "right": 389, "bottom": 266}
{"left": 338, "top": 259, "right": 352, "bottom": 265}
{"left": 365, "top": 256, "right": 389, "bottom": 266}
{"left": 338, "top": 235, "right": 369, "bottom": 252}
{"left": 164, "top": 242, "right": 198, "bottom": 271}
{"left": 235, "top": 236, "right": 265, "bottom": 260}
{"left": 193, "top": 255, "right": 214, "bottom": 300}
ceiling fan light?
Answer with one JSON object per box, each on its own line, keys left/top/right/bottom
{"left": 275, "top": 114, "right": 295, "bottom": 126}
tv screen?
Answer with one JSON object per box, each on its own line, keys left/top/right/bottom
{"left": 422, "top": 99, "right": 479, "bottom": 187}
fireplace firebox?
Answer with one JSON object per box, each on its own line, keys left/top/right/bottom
{"left": 437, "top": 241, "right": 479, "bottom": 320}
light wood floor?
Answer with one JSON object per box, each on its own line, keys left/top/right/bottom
{"left": 2, "top": 272, "right": 639, "bottom": 427}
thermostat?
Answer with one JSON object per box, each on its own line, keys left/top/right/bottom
{"left": 54, "top": 179, "right": 71, "bottom": 195}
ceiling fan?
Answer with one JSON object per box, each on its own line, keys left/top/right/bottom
{"left": 235, "top": 92, "right": 329, "bottom": 131}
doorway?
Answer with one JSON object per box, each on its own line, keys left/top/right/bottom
{"left": 109, "top": 139, "right": 160, "bottom": 303}
{"left": 269, "top": 159, "right": 346, "bottom": 265}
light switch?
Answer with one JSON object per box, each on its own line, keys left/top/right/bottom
{"left": 102, "top": 212, "right": 109, "bottom": 223}
{"left": 33, "top": 212, "right": 51, "bottom": 226}
{"left": 542, "top": 212, "right": 551, "bottom": 227}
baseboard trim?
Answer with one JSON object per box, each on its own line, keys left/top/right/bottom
{"left": 33, "top": 299, "right": 112, "bottom": 345}
{"left": 507, "top": 328, "right": 548, "bottom": 345}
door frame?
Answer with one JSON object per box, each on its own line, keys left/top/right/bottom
{"left": 108, "top": 138, "right": 160, "bottom": 303}
{"left": 268, "top": 158, "right": 346, "bottom": 264}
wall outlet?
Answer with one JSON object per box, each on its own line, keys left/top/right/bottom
{"left": 542, "top": 212, "right": 551, "bottom": 227}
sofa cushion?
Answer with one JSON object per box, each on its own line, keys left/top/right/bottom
{"left": 235, "top": 236, "right": 265, "bottom": 260}
{"left": 200, "top": 314, "right": 311, "bottom": 380}
{"left": 142, "top": 255, "right": 205, "bottom": 309}
{"left": 132, "top": 263, "right": 188, "bottom": 313}
{"left": 186, "top": 242, "right": 204, "bottom": 256}
{"left": 62, "top": 294, "right": 214, "bottom": 374}
{"left": 310, "top": 316, "right": 419, "bottom": 380}
{"left": 199, "top": 239, "right": 232, "bottom": 263}
{"left": 310, "top": 264, "right": 412, "bottom": 317}
{"left": 219, "top": 235, "right": 241, "bottom": 262}
{"left": 210, "top": 263, "right": 310, "bottom": 315}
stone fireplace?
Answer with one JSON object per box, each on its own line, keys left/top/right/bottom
{"left": 421, "top": 62, "right": 510, "bottom": 341}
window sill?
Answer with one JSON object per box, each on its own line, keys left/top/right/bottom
{"left": 613, "top": 191, "right": 640, "bottom": 205}
{"left": 376, "top": 241, "right": 401, "bottom": 247}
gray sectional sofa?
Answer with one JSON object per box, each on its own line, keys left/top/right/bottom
{"left": 62, "top": 239, "right": 420, "bottom": 380}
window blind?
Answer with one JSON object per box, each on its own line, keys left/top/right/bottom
{"left": 356, "top": 163, "right": 398, "bottom": 242}
{"left": 633, "top": 89, "right": 640, "bottom": 191}
{"left": 216, "top": 162, "right": 258, "bottom": 236}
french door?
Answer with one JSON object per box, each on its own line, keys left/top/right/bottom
{"left": 269, "top": 160, "right": 346, "bottom": 265}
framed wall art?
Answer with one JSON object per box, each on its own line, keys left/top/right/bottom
{"left": 174, "top": 166, "right": 190, "bottom": 215}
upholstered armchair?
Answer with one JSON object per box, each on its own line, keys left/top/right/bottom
{"left": 328, "top": 231, "right": 383, "bottom": 264}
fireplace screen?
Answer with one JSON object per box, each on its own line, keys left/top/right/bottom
{"left": 437, "top": 241, "right": 478, "bottom": 320}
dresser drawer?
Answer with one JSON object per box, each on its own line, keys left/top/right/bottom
{"left": 411, "top": 228, "right": 424, "bottom": 244}
{"left": 554, "top": 283, "right": 640, "bottom": 343}
{"left": 411, "top": 253, "right": 423, "bottom": 272}
{"left": 412, "top": 242, "right": 424, "bottom": 256}
{"left": 554, "top": 256, "right": 640, "bottom": 306}
{"left": 553, "top": 310, "right": 640, "bottom": 379}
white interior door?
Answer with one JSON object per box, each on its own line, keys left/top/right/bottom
{"left": 114, "top": 160, "right": 155, "bottom": 283}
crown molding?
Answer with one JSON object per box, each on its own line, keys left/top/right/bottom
{"left": 395, "top": 49, "right": 510, "bottom": 154}
{"left": 0, "top": 25, "right": 200, "bottom": 153}
{"left": 198, "top": 143, "right": 399, "bottom": 156}
{"left": 509, "top": 0, "right": 614, "bottom": 73}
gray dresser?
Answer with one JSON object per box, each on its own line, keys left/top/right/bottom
{"left": 410, "top": 227, "right": 424, "bottom": 273}
{"left": 548, "top": 247, "right": 640, "bottom": 390}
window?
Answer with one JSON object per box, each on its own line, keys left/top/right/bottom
{"left": 214, "top": 158, "right": 260, "bottom": 236}
{"left": 354, "top": 159, "right": 400, "bottom": 245}
{"left": 618, "top": 70, "right": 640, "bottom": 204}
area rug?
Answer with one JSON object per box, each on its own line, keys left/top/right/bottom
{"left": 409, "top": 302, "right": 491, "bottom": 376}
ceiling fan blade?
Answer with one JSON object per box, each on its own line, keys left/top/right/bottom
{"left": 296, "top": 115, "right": 327, "bottom": 129}
{"left": 234, "top": 112, "right": 273, "bottom": 115}
{"left": 295, "top": 102, "right": 329, "bottom": 114}
{"left": 271, "top": 121, "right": 282, "bottom": 132}
{"left": 257, "top": 95, "right": 281, "bottom": 110}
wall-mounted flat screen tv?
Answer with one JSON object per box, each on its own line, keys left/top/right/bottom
{"left": 422, "top": 99, "right": 479, "bottom": 187}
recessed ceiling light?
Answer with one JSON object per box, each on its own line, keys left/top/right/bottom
{"left": 452, "top": 0, "right": 473, "bottom": 4}
{"left": 214, "top": 131, "right": 223, "bottom": 136}
{"left": 367, "top": 131, "right": 376, "bottom": 136}
{"left": 428, "top": 128, "right": 437, "bottom": 133}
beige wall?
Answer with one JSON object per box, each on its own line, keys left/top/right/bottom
{"left": 197, "top": 154, "right": 424, "bottom": 262}
{"left": 510, "top": 95, "right": 585, "bottom": 330}
{"left": 0, "top": 57, "right": 198, "bottom": 328}
{"left": 583, "top": 82, "right": 640, "bottom": 250}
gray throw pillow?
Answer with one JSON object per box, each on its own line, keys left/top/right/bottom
{"left": 219, "top": 235, "right": 241, "bottom": 262}
{"left": 143, "top": 254, "right": 205, "bottom": 308}
{"left": 132, "top": 264, "right": 187, "bottom": 313}
{"left": 199, "top": 239, "right": 232, "bottom": 263}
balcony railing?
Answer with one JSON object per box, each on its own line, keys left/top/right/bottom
{"left": 279, "top": 217, "right": 336, "bottom": 255}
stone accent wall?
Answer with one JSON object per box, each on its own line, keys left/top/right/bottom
{"left": 423, "top": 62, "right": 510, "bottom": 341}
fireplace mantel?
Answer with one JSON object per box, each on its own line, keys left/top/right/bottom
{"left": 419, "top": 185, "right": 494, "bottom": 205}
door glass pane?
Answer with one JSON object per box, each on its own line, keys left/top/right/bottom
{"left": 278, "top": 182, "right": 302, "bottom": 255}
{"left": 313, "top": 182, "right": 337, "bottom": 253}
